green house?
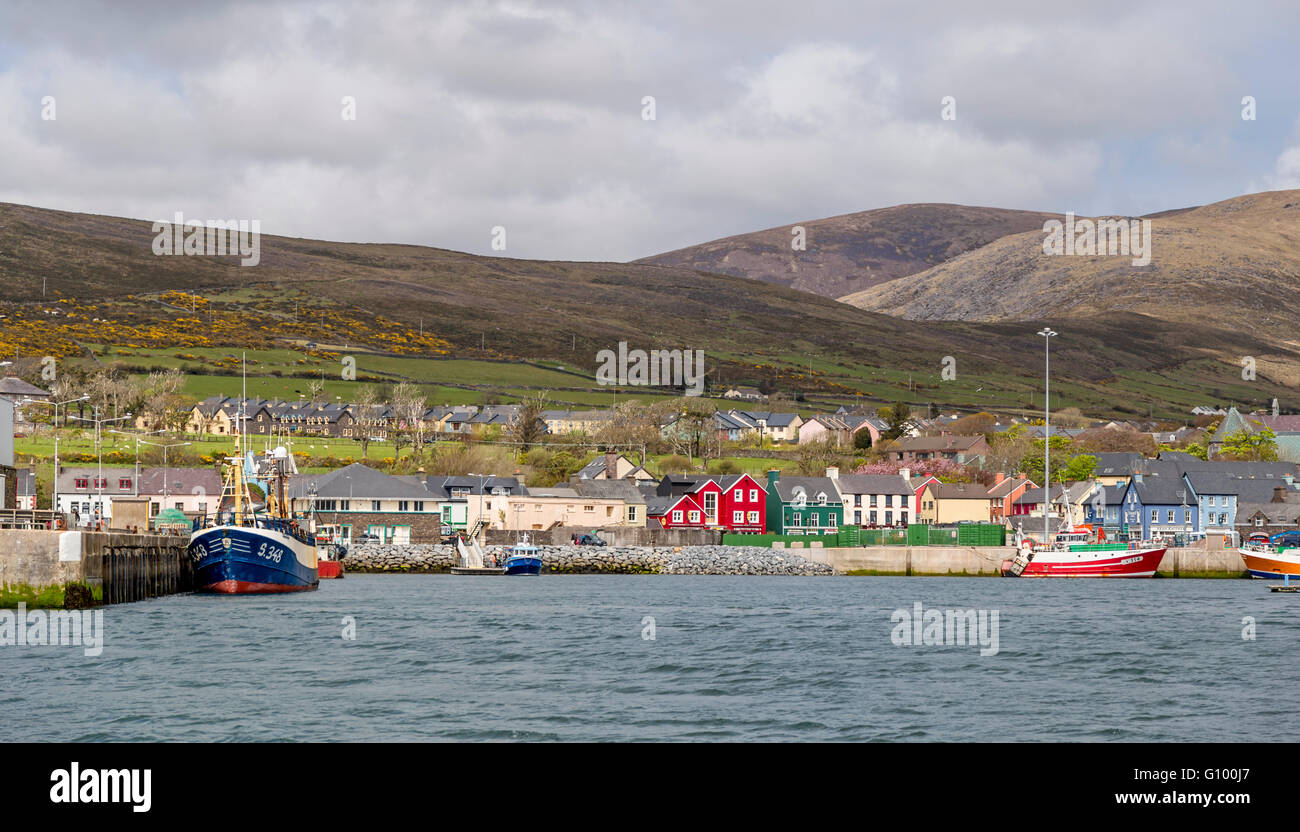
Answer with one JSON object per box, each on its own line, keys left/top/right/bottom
{"left": 765, "top": 470, "right": 843, "bottom": 535}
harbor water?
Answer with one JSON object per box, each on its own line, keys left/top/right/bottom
{"left": 2, "top": 575, "right": 1296, "bottom": 741}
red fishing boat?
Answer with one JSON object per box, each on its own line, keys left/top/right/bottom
{"left": 1002, "top": 532, "right": 1166, "bottom": 578}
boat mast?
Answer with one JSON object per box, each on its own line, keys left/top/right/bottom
{"left": 1038, "top": 328, "right": 1056, "bottom": 547}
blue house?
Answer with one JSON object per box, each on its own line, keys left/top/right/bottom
{"left": 1183, "top": 471, "right": 1300, "bottom": 535}
{"left": 1082, "top": 483, "right": 1126, "bottom": 530}
{"left": 1117, "top": 473, "right": 1199, "bottom": 539}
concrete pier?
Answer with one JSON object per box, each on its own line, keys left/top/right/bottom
{"left": 801, "top": 545, "right": 1248, "bottom": 577}
{"left": 0, "top": 529, "right": 193, "bottom": 605}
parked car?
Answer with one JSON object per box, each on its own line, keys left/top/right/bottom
{"left": 1270, "top": 530, "right": 1300, "bottom": 547}
{"left": 355, "top": 532, "right": 382, "bottom": 544}
{"left": 571, "top": 532, "right": 607, "bottom": 546}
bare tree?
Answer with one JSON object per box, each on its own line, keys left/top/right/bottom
{"left": 508, "top": 392, "right": 549, "bottom": 452}
{"left": 391, "top": 382, "right": 428, "bottom": 457}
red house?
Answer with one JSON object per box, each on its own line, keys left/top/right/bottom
{"left": 651, "top": 473, "right": 766, "bottom": 532}
{"left": 717, "top": 473, "right": 766, "bottom": 533}
{"left": 647, "top": 492, "right": 708, "bottom": 528}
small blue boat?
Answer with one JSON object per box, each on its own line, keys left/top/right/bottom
{"left": 503, "top": 534, "right": 543, "bottom": 576}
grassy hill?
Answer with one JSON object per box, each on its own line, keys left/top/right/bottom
{"left": 840, "top": 190, "right": 1300, "bottom": 352}
{"left": 635, "top": 203, "right": 1062, "bottom": 299}
{"left": 2, "top": 199, "right": 1299, "bottom": 419}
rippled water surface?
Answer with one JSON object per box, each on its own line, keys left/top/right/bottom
{"left": 3, "top": 575, "right": 1297, "bottom": 741}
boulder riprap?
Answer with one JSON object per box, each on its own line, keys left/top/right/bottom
{"left": 344, "top": 543, "right": 832, "bottom": 575}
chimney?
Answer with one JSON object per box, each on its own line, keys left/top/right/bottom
{"left": 899, "top": 467, "right": 910, "bottom": 482}
{"left": 766, "top": 468, "right": 780, "bottom": 488}
{"left": 1273, "top": 486, "right": 1287, "bottom": 503}
{"left": 825, "top": 466, "right": 839, "bottom": 480}
{"left": 605, "top": 451, "right": 618, "bottom": 479}
{"left": 994, "top": 472, "right": 1006, "bottom": 485}
{"left": 1133, "top": 472, "right": 1143, "bottom": 483}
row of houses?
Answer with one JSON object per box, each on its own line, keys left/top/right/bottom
{"left": 914, "top": 451, "right": 1300, "bottom": 540}
{"left": 170, "top": 396, "right": 521, "bottom": 440}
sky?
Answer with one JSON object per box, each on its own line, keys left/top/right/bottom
{"left": 1, "top": 0, "right": 1297, "bottom": 262}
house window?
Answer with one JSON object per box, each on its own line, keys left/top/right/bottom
{"left": 869, "top": 495, "right": 877, "bottom": 507}
{"left": 1256, "top": 518, "right": 1264, "bottom": 526}
{"left": 75, "top": 478, "right": 88, "bottom": 490}
{"left": 628, "top": 506, "right": 638, "bottom": 522}
{"left": 414, "top": 501, "right": 424, "bottom": 512}
{"left": 1167, "top": 510, "right": 1174, "bottom": 524}
{"left": 1151, "top": 510, "right": 1158, "bottom": 523}
{"left": 884, "top": 511, "right": 892, "bottom": 526}
{"left": 1184, "top": 509, "right": 1191, "bottom": 524}
{"left": 828, "top": 514, "right": 838, "bottom": 528}
{"left": 672, "top": 510, "right": 683, "bottom": 523}
{"left": 750, "top": 489, "right": 759, "bottom": 501}
{"left": 372, "top": 500, "right": 382, "bottom": 512}
{"left": 870, "top": 511, "right": 878, "bottom": 524}
{"left": 733, "top": 511, "right": 743, "bottom": 524}
{"left": 734, "top": 489, "right": 743, "bottom": 501}
{"left": 398, "top": 501, "right": 409, "bottom": 512}
{"left": 119, "top": 478, "right": 132, "bottom": 490}
{"left": 1219, "top": 513, "right": 1227, "bottom": 525}
{"left": 584, "top": 505, "right": 594, "bottom": 513}
{"left": 901, "top": 512, "right": 909, "bottom": 525}
{"left": 790, "top": 514, "right": 802, "bottom": 526}
{"left": 748, "top": 511, "right": 759, "bottom": 524}
{"left": 884, "top": 495, "right": 893, "bottom": 508}
{"left": 817, "top": 493, "right": 827, "bottom": 506}
{"left": 688, "top": 511, "right": 701, "bottom": 523}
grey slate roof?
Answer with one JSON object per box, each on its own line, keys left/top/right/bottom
{"left": 289, "top": 463, "right": 438, "bottom": 500}
{"left": 834, "top": 474, "right": 913, "bottom": 495}
{"left": 0, "top": 377, "right": 50, "bottom": 397}
{"left": 767, "top": 475, "right": 841, "bottom": 504}
{"left": 571, "top": 479, "right": 646, "bottom": 503}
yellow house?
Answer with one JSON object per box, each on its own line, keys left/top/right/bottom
{"left": 917, "top": 481, "right": 991, "bottom": 524}
{"left": 498, "top": 487, "right": 643, "bottom": 530}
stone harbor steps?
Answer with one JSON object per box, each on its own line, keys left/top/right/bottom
{"left": 346, "top": 543, "right": 834, "bottom": 575}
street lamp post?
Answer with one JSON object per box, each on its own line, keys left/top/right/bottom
{"left": 70, "top": 408, "right": 133, "bottom": 527}
{"left": 1038, "top": 327, "right": 1057, "bottom": 547}
{"left": 28, "top": 394, "right": 89, "bottom": 514}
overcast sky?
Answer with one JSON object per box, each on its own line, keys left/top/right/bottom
{"left": 1, "top": 0, "right": 1297, "bottom": 262}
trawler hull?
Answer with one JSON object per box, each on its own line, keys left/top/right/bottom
{"left": 1238, "top": 548, "right": 1300, "bottom": 579}
{"left": 1001, "top": 547, "right": 1167, "bottom": 577}
{"left": 190, "top": 525, "right": 319, "bottom": 593}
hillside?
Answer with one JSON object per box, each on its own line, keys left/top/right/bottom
{"left": 840, "top": 190, "right": 1300, "bottom": 345}
{"left": 2, "top": 200, "right": 1299, "bottom": 419}
{"left": 635, "top": 203, "right": 1061, "bottom": 298}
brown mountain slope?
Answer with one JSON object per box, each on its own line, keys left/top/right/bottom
{"left": 840, "top": 190, "right": 1300, "bottom": 342}
{"left": 2, "top": 200, "right": 1299, "bottom": 419}
{"left": 635, "top": 203, "right": 1062, "bottom": 299}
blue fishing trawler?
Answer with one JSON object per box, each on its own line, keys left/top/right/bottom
{"left": 503, "top": 534, "right": 543, "bottom": 576}
{"left": 189, "top": 437, "right": 318, "bottom": 593}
